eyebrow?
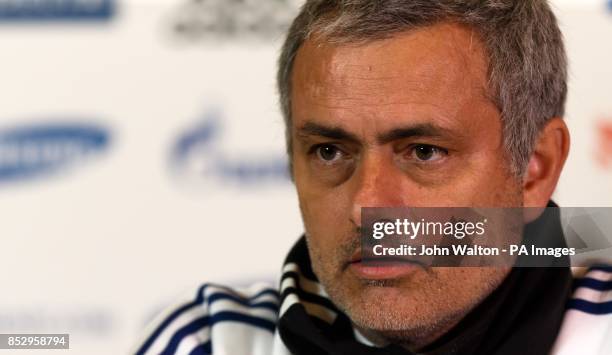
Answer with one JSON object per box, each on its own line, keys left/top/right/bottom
{"left": 296, "top": 121, "right": 453, "bottom": 145}
{"left": 376, "top": 123, "right": 452, "bottom": 144}
{"left": 296, "top": 122, "right": 361, "bottom": 144}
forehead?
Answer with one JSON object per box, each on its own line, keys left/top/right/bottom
{"left": 291, "top": 22, "right": 494, "bottom": 131}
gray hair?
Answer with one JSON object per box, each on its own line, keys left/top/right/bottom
{"left": 277, "top": 0, "right": 567, "bottom": 176}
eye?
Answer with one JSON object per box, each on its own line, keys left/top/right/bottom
{"left": 411, "top": 144, "right": 447, "bottom": 162}
{"left": 315, "top": 144, "right": 343, "bottom": 162}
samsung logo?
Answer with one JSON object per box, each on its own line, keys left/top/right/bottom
{"left": 0, "top": 122, "right": 110, "bottom": 182}
{"left": 0, "top": 0, "right": 114, "bottom": 20}
{"left": 171, "top": 111, "right": 289, "bottom": 187}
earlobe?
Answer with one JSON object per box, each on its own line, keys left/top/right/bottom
{"left": 522, "top": 118, "right": 570, "bottom": 208}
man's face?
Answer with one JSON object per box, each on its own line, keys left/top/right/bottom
{"left": 290, "top": 23, "right": 522, "bottom": 344}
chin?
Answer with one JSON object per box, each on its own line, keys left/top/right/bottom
{"left": 325, "top": 277, "right": 442, "bottom": 332}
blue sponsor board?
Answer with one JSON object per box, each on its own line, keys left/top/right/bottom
{"left": 0, "top": 122, "right": 111, "bottom": 183}
{"left": 171, "top": 110, "right": 289, "bottom": 187}
{"left": 0, "top": 0, "right": 114, "bottom": 21}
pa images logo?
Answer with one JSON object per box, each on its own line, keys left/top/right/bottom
{"left": 165, "top": 0, "right": 300, "bottom": 42}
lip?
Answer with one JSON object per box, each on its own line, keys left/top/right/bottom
{"left": 349, "top": 249, "right": 421, "bottom": 280}
{"left": 349, "top": 260, "right": 420, "bottom": 280}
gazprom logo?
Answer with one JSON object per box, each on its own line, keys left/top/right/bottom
{"left": 0, "top": 122, "right": 110, "bottom": 182}
{"left": 0, "top": 0, "right": 114, "bottom": 20}
{"left": 170, "top": 110, "right": 289, "bottom": 187}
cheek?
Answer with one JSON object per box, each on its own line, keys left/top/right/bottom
{"left": 469, "top": 158, "right": 522, "bottom": 205}
{"left": 298, "top": 187, "right": 349, "bottom": 239}
{"left": 296, "top": 181, "right": 354, "bottom": 254}
{"left": 433, "top": 155, "right": 518, "bottom": 206}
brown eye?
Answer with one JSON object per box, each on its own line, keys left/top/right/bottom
{"left": 412, "top": 145, "right": 446, "bottom": 162}
{"left": 316, "top": 144, "right": 342, "bottom": 162}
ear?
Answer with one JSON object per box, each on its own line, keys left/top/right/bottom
{"left": 522, "top": 117, "right": 570, "bottom": 207}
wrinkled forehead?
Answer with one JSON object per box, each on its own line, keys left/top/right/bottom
{"left": 291, "top": 22, "right": 493, "bottom": 123}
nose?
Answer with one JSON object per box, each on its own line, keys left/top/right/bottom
{"left": 350, "top": 154, "right": 405, "bottom": 227}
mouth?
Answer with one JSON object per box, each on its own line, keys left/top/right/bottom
{"left": 348, "top": 249, "right": 424, "bottom": 280}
